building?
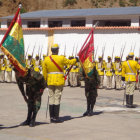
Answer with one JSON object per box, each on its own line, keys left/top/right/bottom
{"left": 0, "top": 6, "right": 140, "bottom": 60}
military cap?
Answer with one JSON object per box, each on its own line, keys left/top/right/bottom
{"left": 43, "top": 54, "right": 47, "bottom": 57}
{"left": 28, "top": 54, "right": 31, "bottom": 57}
{"left": 36, "top": 55, "right": 39, "bottom": 57}
{"left": 108, "top": 56, "right": 111, "bottom": 59}
{"left": 98, "top": 56, "right": 102, "bottom": 58}
{"left": 51, "top": 44, "right": 59, "bottom": 49}
{"left": 128, "top": 52, "right": 134, "bottom": 56}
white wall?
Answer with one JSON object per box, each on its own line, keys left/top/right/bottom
{"left": 0, "top": 29, "right": 140, "bottom": 61}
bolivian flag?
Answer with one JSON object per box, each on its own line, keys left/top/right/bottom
{"left": 78, "top": 29, "right": 95, "bottom": 77}
{"left": 0, "top": 8, "right": 27, "bottom": 76}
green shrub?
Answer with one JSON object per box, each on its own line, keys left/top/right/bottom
{"left": 119, "top": 0, "right": 125, "bottom": 7}
{"left": 20, "top": 7, "right": 26, "bottom": 14}
{"left": 64, "top": 0, "right": 77, "bottom": 6}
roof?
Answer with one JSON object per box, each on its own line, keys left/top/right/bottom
{"left": 1, "top": 6, "right": 140, "bottom": 20}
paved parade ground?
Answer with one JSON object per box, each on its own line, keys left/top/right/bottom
{"left": 0, "top": 83, "right": 140, "bottom": 140}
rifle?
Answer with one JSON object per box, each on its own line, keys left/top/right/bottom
{"left": 25, "top": 44, "right": 30, "bottom": 59}
{"left": 30, "top": 43, "right": 36, "bottom": 65}
{"left": 75, "top": 44, "right": 78, "bottom": 57}
{"left": 38, "top": 45, "right": 40, "bottom": 56}
{"left": 64, "top": 44, "right": 66, "bottom": 56}
{"left": 72, "top": 44, "right": 75, "bottom": 56}
{"left": 94, "top": 46, "right": 98, "bottom": 60}
{"left": 39, "top": 46, "right": 43, "bottom": 61}
{"left": 133, "top": 42, "right": 136, "bottom": 53}
{"left": 112, "top": 44, "right": 115, "bottom": 62}
{"left": 102, "top": 43, "right": 106, "bottom": 60}
{"left": 120, "top": 43, "right": 126, "bottom": 62}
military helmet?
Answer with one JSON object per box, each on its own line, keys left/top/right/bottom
{"left": 98, "top": 56, "right": 102, "bottom": 59}
{"left": 51, "top": 44, "right": 59, "bottom": 49}
{"left": 28, "top": 54, "right": 31, "bottom": 57}
{"left": 43, "top": 54, "right": 47, "bottom": 57}
{"left": 36, "top": 55, "right": 39, "bottom": 57}
{"left": 108, "top": 56, "right": 111, "bottom": 59}
{"left": 128, "top": 52, "right": 134, "bottom": 56}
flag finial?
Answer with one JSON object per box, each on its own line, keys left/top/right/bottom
{"left": 19, "top": 2, "right": 22, "bottom": 8}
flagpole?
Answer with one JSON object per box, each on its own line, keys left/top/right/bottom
{"left": 0, "top": 8, "right": 20, "bottom": 47}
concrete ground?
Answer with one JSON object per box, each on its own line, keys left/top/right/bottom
{"left": 0, "top": 83, "right": 140, "bottom": 140}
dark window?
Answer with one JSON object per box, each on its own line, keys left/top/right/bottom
{"left": 27, "top": 21, "right": 40, "bottom": 28}
{"left": 71, "top": 20, "right": 85, "bottom": 27}
{"left": 48, "top": 21, "right": 62, "bottom": 28}
{"left": 93, "top": 20, "right": 131, "bottom": 27}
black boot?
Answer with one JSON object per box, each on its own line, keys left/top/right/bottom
{"left": 88, "top": 99, "right": 96, "bottom": 116}
{"left": 29, "top": 111, "right": 37, "bottom": 127}
{"left": 49, "top": 105, "right": 55, "bottom": 123}
{"left": 83, "top": 99, "right": 90, "bottom": 116}
{"left": 20, "top": 106, "right": 32, "bottom": 126}
{"left": 129, "top": 95, "right": 136, "bottom": 108}
{"left": 126, "top": 95, "right": 130, "bottom": 108}
{"left": 53, "top": 105, "right": 63, "bottom": 123}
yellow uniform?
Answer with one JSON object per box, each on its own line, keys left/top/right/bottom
{"left": 96, "top": 61, "right": 105, "bottom": 88}
{"left": 25, "top": 59, "right": 34, "bottom": 69}
{"left": 34, "top": 59, "right": 41, "bottom": 72}
{"left": 43, "top": 55, "right": 76, "bottom": 86}
{"left": 0, "top": 58, "right": 6, "bottom": 82}
{"left": 114, "top": 61, "right": 122, "bottom": 89}
{"left": 105, "top": 61, "right": 113, "bottom": 89}
{"left": 5, "top": 59, "right": 12, "bottom": 82}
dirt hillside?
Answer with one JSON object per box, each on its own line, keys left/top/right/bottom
{"left": 0, "top": 0, "right": 140, "bottom": 17}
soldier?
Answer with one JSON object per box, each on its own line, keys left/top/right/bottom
{"left": 15, "top": 68, "right": 46, "bottom": 127}
{"left": 96, "top": 56, "right": 105, "bottom": 89}
{"left": 80, "top": 63, "right": 100, "bottom": 116}
{"left": 105, "top": 56, "right": 113, "bottom": 89}
{"left": 113, "top": 56, "right": 122, "bottom": 90}
{"left": 34, "top": 55, "right": 41, "bottom": 73}
{"left": 135, "top": 57, "right": 139, "bottom": 89}
{"left": 0, "top": 54, "right": 6, "bottom": 82}
{"left": 26, "top": 54, "right": 34, "bottom": 69}
{"left": 43, "top": 44, "right": 77, "bottom": 123}
{"left": 69, "top": 61, "right": 79, "bottom": 87}
{"left": 5, "top": 58, "right": 12, "bottom": 83}
{"left": 122, "top": 52, "right": 140, "bottom": 108}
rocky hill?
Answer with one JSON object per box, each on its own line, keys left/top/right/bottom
{"left": 0, "top": 0, "right": 140, "bottom": 17}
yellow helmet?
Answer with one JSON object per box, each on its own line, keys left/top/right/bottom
{"left": 128, "top": 52, "right": 134, "bottom": 56}
{"left": 108, "top": 56, "right": 111, "bottom": 59}
{"left": 43, "top": 54, "right": 47, "bottom": 57}
{"left": 98, "top": 56, "right": 102, "bottom": 59}
{"left": 51, "top": 44, "right": 59, "bottom": 49}
{"left": 36, "top": 55, "right": 39, "bottom": 57}
{"left": 28, "top": 54, "right": 31, "bottom": 57}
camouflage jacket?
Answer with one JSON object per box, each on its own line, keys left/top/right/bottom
{"left": 80, "top": 66, "right": 100, "bottom": 92}
{"left": 16, "top": 70, "right": 46, "bottom": 97}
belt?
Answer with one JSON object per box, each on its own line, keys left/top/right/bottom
{"left": 126, "top": 73, "right": 136, "bottom": 75}
{"left": 48, "top": 72, "right": 64, "bottom": 74}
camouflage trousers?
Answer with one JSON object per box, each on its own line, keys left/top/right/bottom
{"left": 125, "top": 81, "right": 136, "bottom": 95}
{"left": 106, "top": 76, "right": 112, "bottom": 89}
{"left": 69, "top": 72, "right": 79, "bottom": 87}
{"left": 48, "top": 85, "right": 63, "bottom": 105}
{"left": 26, "top": 87, "right": 43, "bottom": 114}
{"left": 115, "top": 75, "right": 122, "bottom": 89}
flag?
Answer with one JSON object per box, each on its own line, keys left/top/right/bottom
{"left": 78, "top": 29, "right": 95, "bottom": 77}
{"left": 0, "top": 7, "right": 27, "bottom": 76}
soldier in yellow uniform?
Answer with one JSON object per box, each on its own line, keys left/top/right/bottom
{"left": 113, "top": 56, "right": 122, "bottom": 90}
{"left": 69, "top": 62, "right": 79, "bottom": 87}
{"left": 135, "top": 57, "right": 139, "bottom": 89}
{"left": 122, "top": 52, "right": 140, "bottom": 108}
{"left": 0, "top": 54, "right": 6, "bottom": 82}
{"left": 5, "top": 58, "right": 12, "bottom": 83}
{"left": 105, "top": 56, "right": 113, "bottom": 89}
{"left": 96, "top": 56, "right": 105, "bottom": 89}
{"left": 34, "top": 55, "right": 41, "bottom": 73}
{"left": 43, "top": 44, "right": 77, "bottom": 123}
{"left": 26, "top": 54, "right": 34, "bottom": 69}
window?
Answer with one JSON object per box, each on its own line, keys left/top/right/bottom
{"left": 93, "top": 20, "right": 131, "bottom": 27}
{"left": 71, "top": 20, "right": 85, "bottom": 27}
{"left": 27, "top": 21, "right": 40, "bottom": 28}
{"left": 48, "top": 21, "right": 62, "bottom": 28}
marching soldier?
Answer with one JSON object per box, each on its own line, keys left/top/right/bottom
{"left": 113, "top": 56, "right": 122, "bottom": 90}
{"left": 43, "top": 44, "right": 77, "bottom": 123}
{"left": 96, "top": 56, "right": 105, "bottom": 89}
{"left": 105, "top": 56, "right": 113, "bottom": 89}
{"left": 34, "top": 55, "right": 41, "bottom": 73}
{"left": 5, "top": 58, "right": 12, "bottom": 83}
{"left": 122, "top": 52, "right": 140, "bottom": 108}
{"left": 80, "top": 63, "right": 100, "bottom": 116}
{"left": 135, "top": 57, "right": 139, "bottom": 89}
{"left": 15, "top": 68, "right": 46, "bottom": 127}
{"left": 0, "top": 54, "right": 6, "bottom": 82}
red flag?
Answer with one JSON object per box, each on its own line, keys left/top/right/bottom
{"left": 78, "top": 29, "right": 95, "bottom": 77}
